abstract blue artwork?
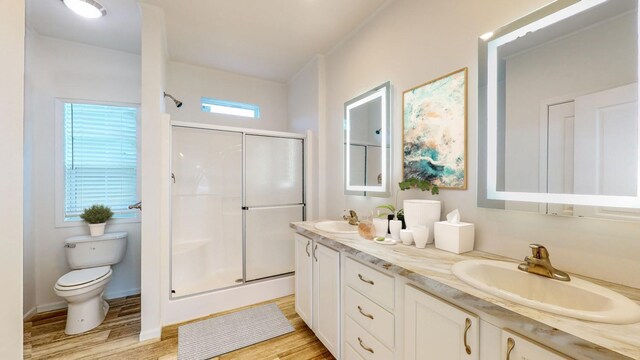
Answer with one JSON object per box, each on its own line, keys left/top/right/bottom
{"left": 402, "top": 68, "right": 467, "bottom": 189}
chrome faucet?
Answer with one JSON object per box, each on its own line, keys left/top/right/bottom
{"left": 343, "top": 209, "right": 359, "bottom": 225}
{"left": 518, "top": 244, "right": 570, "bottom": 281}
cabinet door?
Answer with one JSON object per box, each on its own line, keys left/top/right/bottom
{"left": 404, "top": 285, "right": 479, "bottom": 360}
{"left": 294, "top": 234, "right": 313, "bottom": 329}
{"left": 313, "top": 242, "right": 341, "bottom": 358}
{"left": 502, "top": 331, "right": 569, "bottom": 360}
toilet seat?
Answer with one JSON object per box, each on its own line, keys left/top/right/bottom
{"left": 55, "top": 266, "right": 112, "bottom": 291}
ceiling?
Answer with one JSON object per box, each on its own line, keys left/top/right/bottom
{"left": 27, "top": 0, "right": 388, "bottom": 82}
{"left": 27, "top": 0, "right": 141, "bottom": 54}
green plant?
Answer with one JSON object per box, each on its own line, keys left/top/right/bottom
{"left": 375, "top": 204, "right": 398, "bottom": 219}
{"left": 80, "top": 204, "right": 114, "bottom": 224}
{"left": 398, "top": 177, "right": 439, "bottom": 195}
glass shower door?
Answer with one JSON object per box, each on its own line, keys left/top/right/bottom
{"left": 171, "top": 127, "right": 243, "bottom": 297}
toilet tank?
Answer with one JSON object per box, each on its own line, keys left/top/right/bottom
{"left": 64, "top": 232, "right": 128, "bottom": 269}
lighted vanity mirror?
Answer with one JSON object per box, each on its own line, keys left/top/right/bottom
{"left": 344, "top": 82, "right": 391, "bottom": 196}
{"left": 478, "top": 0, "right": 640, "bottom": 220}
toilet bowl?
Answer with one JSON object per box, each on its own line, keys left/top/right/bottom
{"left": 54, "top": 266, "right": 113, "bottom": 335}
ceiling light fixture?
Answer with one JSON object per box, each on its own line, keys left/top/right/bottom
{"left": 62, "top": 0, "right": 107, "bottom": 19}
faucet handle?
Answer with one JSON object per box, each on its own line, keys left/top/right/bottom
{"left": 529, "top": 244, "right": 549, "bottom": 259}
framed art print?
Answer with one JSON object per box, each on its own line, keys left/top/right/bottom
{"left": 402, "top": 68, "right": 468, "bottom": 189}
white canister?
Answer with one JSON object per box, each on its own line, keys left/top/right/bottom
{"left": 400, "top": 229, "right": 414, "bottom": 245}
{"left": 403, "top": 199, "right": 441, "bottom": 243}
{"left": 412, "top": 225, "right": 430, "bottom": 248}
{"left": 372, "top": 218, "right": 388, "bottom": 237}
{"left": 389, "top": 219, "right": 402, "bottom": 240}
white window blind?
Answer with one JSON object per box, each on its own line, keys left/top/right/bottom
{"left": 64, "top": 103, "right": 138, "bottom": 220}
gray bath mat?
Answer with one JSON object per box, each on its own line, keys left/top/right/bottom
{"left": 177, "top": 303, "right": 294, "bottom": 360}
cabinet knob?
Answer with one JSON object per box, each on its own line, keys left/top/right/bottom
{"left": 506, "top": 337, "right": 515, "bottom": 360}
{"left": 357, "top": 305, "right": 374, "bottom": 320}
{"left": 358, "top": 337, "right": 374, "bottom": 354}
{"left": 463, "top": 318, "right": 472, "bottom": 355}
{"left": 357, "top": 273, "right": 374, "bottom": 285}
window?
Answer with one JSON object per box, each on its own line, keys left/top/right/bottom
{"left": 62, "top": 102, "right": 138, "bottom": 221}
{"left": 201, "top": 97, "right": 260, "bottom": 118}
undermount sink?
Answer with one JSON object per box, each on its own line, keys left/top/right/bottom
{"left": 315, "top": 221, "right": 358, "bottom": 234}
{"left": 452, "top": 259, "right": 640, "bottom": 324}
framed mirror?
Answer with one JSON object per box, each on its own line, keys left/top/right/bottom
{"left": 478, "top": 0, "right": 640, "bottom": 219}
{"left": 344, "top": 82, "right": 391, "bottom": 197}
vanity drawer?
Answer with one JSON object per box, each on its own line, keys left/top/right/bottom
{"left": 345, "top": 286, "right": 394, "bottom": 348}
{"left": 345, "top": 315, "right": 394, "bottom": 360}
{"left": 344, "top": 343, "right": 366, "bottom": 360}
{"left": 345, "top": 257, "right": 394, "bottom": 310}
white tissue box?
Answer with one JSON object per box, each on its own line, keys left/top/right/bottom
{"left": 434, "top": 221, "right": 475, "bottom": 254}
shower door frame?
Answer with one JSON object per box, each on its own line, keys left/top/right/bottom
{"left": 169, "top": 121, "right": 306, "bottom": 300}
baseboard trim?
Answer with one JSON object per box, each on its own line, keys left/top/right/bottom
{"left": 37, "top": 301, "right": 67, "bottom": 313}
{"left": 139, "top": 328, "right": 161, "bottom": 341}
{"left": 23, "top": 306, "right": 37, "bottom": 321}
{"left": 105, "top": 287, "right": 141, "bottom": 300}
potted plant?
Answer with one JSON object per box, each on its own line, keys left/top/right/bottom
{"left": 80, "top": 204, "right": 114, "bottom": 237}
{"left": 400, "top": 177, "right": 440, "bottom": 244}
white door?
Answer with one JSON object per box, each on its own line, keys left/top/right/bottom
{"left": 404, "top": 284, "right": 479, "bottom": 360}
{"left": 245, "top": 205, "right": 303, "bottom": 281}
{"left": 501, "top": 330, "right": 569, "bottom": 360}
{"left": 171, "top": 127, "right": 243, "bottom": 296}
{"left": 245, "top": 135, "right": 304, "bottom": 207}
{"left": 573, "top": 83, "right": 640, "bottom": 220}
{"left": 313, "top": 242, "right": 341, "bottom": 358}
{"left": 545, "top": 101, "right": 575, "bottom": 216}
{"left": 294, "top": 234, "right": 313, "bottom": 329}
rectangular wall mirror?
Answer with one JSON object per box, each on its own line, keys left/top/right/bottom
{"left": 478, "top": 0, "right": 640, "bottom": 220}
{"left": 344, "top": 82, "right": 391, "bottom": 197}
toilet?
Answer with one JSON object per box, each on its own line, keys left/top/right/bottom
{"left": 54, "top": 232, "right": 127, "bottom": 335}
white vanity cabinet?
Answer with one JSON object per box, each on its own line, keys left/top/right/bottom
{"left": 294, "top": 234, "right": 340, "bottom": 358}
{"left": 501, "top": 330, "right": 570, "bottom": 360}
{"left": 343, "top": 257, "right": 396, "bottom": 359}
{"left": 404, "top": 284, "right": 479, "bottom": 360}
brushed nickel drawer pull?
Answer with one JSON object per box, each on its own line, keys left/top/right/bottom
{"left": 358, "top": 273, "right": 374, "bottom": 285}
{"left": 358, "top": 337, "right": 374, "bottom": 354}
{"left": 313, "top": 244, "right": 318, "bottom": 261}
{"left": 506, "top": 337, "right": 515, "bottom": 360}
{"left": 463, "top": 318, "right": 472, "bottom": 355}
{"left": 357, "top": 305, "right": 374, "bottom": 320}
{"left": 305, "top": 240, "right": 310, "bottom": 257}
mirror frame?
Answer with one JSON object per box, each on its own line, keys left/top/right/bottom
{"left": 479, "top": 0, "right": 640, "bottom": 208}
{"left": 344, "top": 81, "right": 391, "bottom": 197}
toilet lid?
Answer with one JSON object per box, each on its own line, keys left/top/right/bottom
{"left": 57, "top": 266, "right": 111, "bottom": 287}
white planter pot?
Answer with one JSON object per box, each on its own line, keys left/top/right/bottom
{"left": 89, "top": 223, "right": 106, "bottom": 237}
{"left": 389, "top": 220, "right": 402, "bottom": 240}
{"left": 403, "top": 199, "right": 441, "bottom": 243}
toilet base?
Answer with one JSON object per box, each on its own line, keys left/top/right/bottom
{"left": 64, "top": 295, "right": 109, "bottom": 335}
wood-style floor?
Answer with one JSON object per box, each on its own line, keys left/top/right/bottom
{"left": 24, "top": 294, "right": 334, "bottom": 360}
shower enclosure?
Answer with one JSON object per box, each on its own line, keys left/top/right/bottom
{"left": 170, "top": 124, "right": 305, "bottom": 298}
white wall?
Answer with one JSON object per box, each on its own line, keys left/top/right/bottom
{"left": 0, "top": 0, "right": 24, "bottom": 357}
{"left": 166, "top": 61, "right": 289, "bottom": 131}
{"left": 24, "top": 28, "right": 37, "bottom": 319}
{"left": 24, "top": 33, "right": 142, "bottom": 312}
{"left": 321, "top": 0, "right": 640, "bottom": 288}
{"left": 288, "top": 55, "right": 326, "bottom": 220}
{"left": 140, "top": 2, "right": 168, "bottom": 341}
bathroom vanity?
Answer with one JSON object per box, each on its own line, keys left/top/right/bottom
{"left": 291, "top": 221, "right": 640, "bottom": 360}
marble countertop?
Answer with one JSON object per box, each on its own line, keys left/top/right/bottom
{"left": 291, "top": 221, "right": 640, "bottom": 360}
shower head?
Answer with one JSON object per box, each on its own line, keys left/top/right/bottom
{"left": 164, "top": 92, "right": 183, "bottom": 108}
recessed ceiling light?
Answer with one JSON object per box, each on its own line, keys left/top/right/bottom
{"left": 62, "top": 0, "right": 107, "bottom": 19}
